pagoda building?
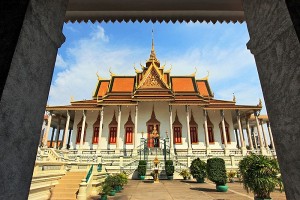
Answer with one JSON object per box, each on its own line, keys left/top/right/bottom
{"left": 44, "top": 39, "right": 272, "bottom": 157}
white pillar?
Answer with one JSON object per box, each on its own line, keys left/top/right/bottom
{"left": 236, "top": 110, "right": 246, "bottom": 155}
{"left": 203, "top": 110, "right": 210, "bottom": 150}
{"left": 254, "top": 111, "right": 266, "bottom": 154}
{"left": 80, "top": 110, "right": 86, "bottom": 149}
{"left": 62, "top": 110, "right": 70, "bottom": 149}
{"left": 235, "top": 129, "right": 240, "bottom": 148}
{"left": 186, "top": 105, "right": 191, "bottom": 152}
{"left": 260, "top": 119, "right": 269, "bottom": 149}
{"left": 97, "top": 107, "right": 104, "bottom": 150}
{"left": 169, "top": 105, "right": 174, "bottom": 150}
{"left": 43, "top": 112, "right": 52, "bottom": 147}
{"left": 251, "top": 126, "right": 258, "bottom": 149}
{"left": 220, "top": 110, "right": 228, "bottom": 148}
{"left": 54, "top": 116, "right": 61, "bottom": 149}
{"left": 246, "top": 118, "right": 254, "bottom": 150}
{"left": 134, "top": 105, "right": 138, "bottom": 151}
{"left": 116, "top": 105, "right": 122, "bottom": 149}
{"left": 267, "top": 122, "right": 276, "bottom": 151}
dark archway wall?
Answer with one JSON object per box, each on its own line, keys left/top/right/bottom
{"left": 286, "top": 0, "right": 300, "bottom": 42}
{"left": 1, "top": 0, "right": 300, "bottom": 199}
{"left": 243, "top": 0, "right": 300, "bottom": 199}
{"left": 0, "top": 1, "right": 30, "bottom": 98}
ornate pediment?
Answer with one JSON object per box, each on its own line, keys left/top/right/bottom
{"left": 137, "top": 65, "right": 169, "bottom": 90}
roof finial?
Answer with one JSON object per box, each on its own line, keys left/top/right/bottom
{"left": 233, "top": 93, "right": 236, "bottom": 102}
{"left": 147, "top": 29, "right": 159, "bottom": 64}
{"left": 258, "top": 98, "right": 262, "bottom": 107}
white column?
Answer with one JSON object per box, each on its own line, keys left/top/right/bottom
{"left": 79, "top": 110, "right": 86, "bottom": 149}
{"left": 169, "top": 105, "right": 174, "bottom": 150}
{"left": 186, "top": 105, "right": 191, "bottom": 152}
{"left": 62, "top": 110, "right": 70, "bottom": 149}
{"left": 54, "top": 116, "right": 61, "bottom": 149}
{"left": 43, "top": 112, "right": 52, "bottom": 147}
{"left": 267, "top": 122, "right": 276, "bottom": 151}
{"left": 235, "top": 129, "right": 240, "bottom": 148}
{"left": 260, "top": 119, "right": 269, "bottom": 149}
{"left": 220, "top": 110, "right": 228, "bottom": 148}
{"left": 251, "top": 126, "right": 258, "bottom": 149}
{"left": 236, "top": 110, "right": 246, "bottom": 155}
{"left": 134, "top": 105, "right": 138, "bottom": 152}
{"left": 203, "top": 110, "right": 210, "bottom": 150}
{"left": 97, "top": 107, "right": 104, "bottom": 149}
{"left": 236, "top": 111, "right": 245, "bottom": 148}
{"left": 254, "top": 111, "right": 266, "bottom": 154}
{"left": 246, "top": 118, "right": 254, "bottom": 150}
{"left": 116, "top": 105, "right": 122, "bottom": 149}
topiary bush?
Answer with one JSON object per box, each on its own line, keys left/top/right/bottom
{"left": 239, "top": 154, "right": 283, "bottom": 199}
{"left": 207, "top": 158, "right": 227, "bottom": 186}
{"left": 138, "top": 160, "right": 147, "bottom": 177}
{"left": 190, "top": 158, "right": 207, "bottom": 182}
{"left": 165, "top": 160, "right": 174, "bottom": 177}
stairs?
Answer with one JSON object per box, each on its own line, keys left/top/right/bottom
{"left": 50, "top": 172, "right": 86, "bottom": 200}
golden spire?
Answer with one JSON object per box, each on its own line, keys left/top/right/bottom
{"left": 147, "top": 29, "right": 159, "bottom": 64}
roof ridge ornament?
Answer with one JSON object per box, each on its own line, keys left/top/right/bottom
{"left": 190, "top": 67, "right": 198, "bottom": 76}
{"left": 147, "top": 29, "right": 160, "bottom": 64}
{"left": 233, "top": 93, "right": 236, "bottom": 102}
{"left": 258, "top": 98, "right": 263, "bottom": 107}
{"left": 96, "top": 71, "right": 102, "bottom": 80}
{"left": 201, "top": 71, "right": 209, "bottom": 80}
{"left": 109, "top": 67, "right": 116, "bottom": 76}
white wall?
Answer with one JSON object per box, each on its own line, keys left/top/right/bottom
{"left": 70, "top": 104, "right": 238, "bottom": 150}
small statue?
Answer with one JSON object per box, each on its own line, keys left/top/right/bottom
{"left": 151, "top": 126, "right": 160, "bottom": 147}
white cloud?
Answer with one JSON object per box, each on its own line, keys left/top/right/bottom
{"left": 54, "top": 54, "right": 67, "bottom": 68}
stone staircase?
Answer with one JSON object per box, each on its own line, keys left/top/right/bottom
{"left": 50, "top": 172, "right": 86, "bottom": 200}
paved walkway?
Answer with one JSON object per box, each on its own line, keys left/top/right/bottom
{"left": 104, "top": 179, "right": 286, "bottom": 200}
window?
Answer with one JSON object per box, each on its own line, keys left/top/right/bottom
{"left": 190, "top": 126, "right": 198, "bottom": 143}
{"left": 92, "top": 126, "right": 99, "bottom": 144}
{"left": 125, "top": 127, "right": 133, "bottom": 144}
{"left": 109, "top": 127, "right": 117, "bottom": 144}
{"left": 174, "top": 126, "right": 182, "bottom": 144}
{"left": 76, "top": 126, "right": 87, "bottom": 144}
{"left": 208, "top": 127, "right": 214, "bottom": 143}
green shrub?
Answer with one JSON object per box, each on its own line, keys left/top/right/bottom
{"left": 165, "top": 160, "right": 174, "bottom": 176}
{"left": 137, "top": 165, "right": 146, "bottom": 176}
{"left": 165, "top": 165, "right": 174, "bottom": 176}
{"left": 165, "top": 160, "right": 173, "bottom": 166}
{"left": 101, "top": 183, "right": 112, "bottom": 195}
{"left": 207, "top": 158, "right": 227, "bottom": 185}
{"left": 104, "top": 175, "right": 119, "bottom": 188}
{"left": 139, "top": 160, "right": 147, "bottom": 165}
{"left": 190, "top": 158, "right": 207, "bottom": 180}
{"left": 116, "top": 172, "right": 128, "bottom": 186}
{"left": 239, "top": 154, "right": 283, "bottom": 199}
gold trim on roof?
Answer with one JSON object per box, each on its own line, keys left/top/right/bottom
{"left": 189, "top": 67, "right": 198, "bottom": 76}
{"left": 165, "top": 65, "right": 172, "bottom": 73}
{"left": 109, "top": 67, "right": 117, "bottom": 76}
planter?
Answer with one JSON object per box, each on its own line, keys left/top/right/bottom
{"left": 216, "top": 185, "right": 228, "bottom": 192}
{"left": 183, "top": 177, "right": 187, "bottom": 180}
{"left": 114, "top": 185, "right": 122, "bottom": 192}
{"left": 100, "top": 194, "right": 108, "bottom": 200}
{"left": 140, "top": 175, "right": 145, "bottom": 180}
{"left": 109, "top": 189, "right": 116, "bottom": 196}
{"left": 167, "top": 175, "right": 173, "bottom": 180}
{"left": 254, "top": 198, "right": 272, "bottom": 200}
{"left": 196, "top": 177, "right": 204, "bottom": 183}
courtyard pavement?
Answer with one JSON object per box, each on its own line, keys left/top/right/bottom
{"left": 100, "top": 179, "right": 286, "bottom": 200}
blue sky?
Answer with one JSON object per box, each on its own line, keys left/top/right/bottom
{"left": 49, "top": 22, "right": 266, "bottom": 114}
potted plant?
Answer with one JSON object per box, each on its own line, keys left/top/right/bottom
{"left": 137, "top": 160, "right": 147, "bottom": 180}
{"left": 227, "top": 170, "right": 237, "bottom": 183}
{"left": 104, "top": 175, "right": 117, "bottom": 196}
{"left": 165, "top": 160, "right": 175, "bottom": 180}
{"left": 239, "top": 154, "right": 283, "bottom": 200}
{"left": 116, "top": 172, "right": 128, "bottom": 190}
{"left": 100, "top": 183, "right": 112, "bottom": 200}
{"left": 190, "top": 158, "right": 207, "bottom": 183}
{"left": 207, "top": 158, "right": 228, "bottom": 192}
{"left": 179, "top": 169, "right": 190, "bottom": 180}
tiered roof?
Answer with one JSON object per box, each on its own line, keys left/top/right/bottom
{"left": 47, "top": 39, "right": 261, "bottom": 112}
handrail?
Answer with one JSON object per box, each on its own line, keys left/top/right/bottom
{"left": 85, "top": 165, "right": 93, "bottom": 182}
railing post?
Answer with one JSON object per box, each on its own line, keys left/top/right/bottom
{"left": 164, "top": 139, "right": 167, "bottom": 162}
{"left": 77, "top": 179, "right": 87, "bottom": 200}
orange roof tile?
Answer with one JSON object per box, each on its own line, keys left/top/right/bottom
{"left": 197, "top": 81, "right": 209, "bottom": 96}
{"left": 97, "top": 81, "right": 109, "bottom": 97}
{"left": 164, "top": 74, "right": 168, "bottom": 84}
{"left": 172, "top": 77, "right": 196, "bottom": 92}
{"left": 111, "top": 77, "right": 134, "bottom": 92}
